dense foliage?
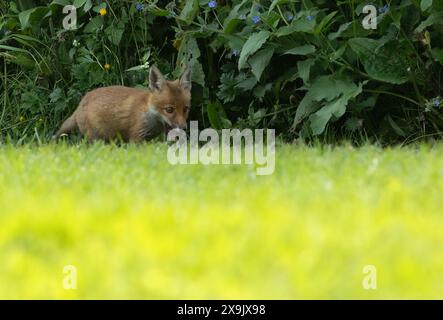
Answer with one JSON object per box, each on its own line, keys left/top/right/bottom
{"left": 1, "top": 0, "right": 443, "bottom": 144}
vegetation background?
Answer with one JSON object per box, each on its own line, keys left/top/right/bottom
{"left": 1, "top": 0, "right": 442, "bottom": 144}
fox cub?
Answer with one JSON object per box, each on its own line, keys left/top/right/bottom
{"left": 54, "top": 66, "right": 191, "bottom": 143}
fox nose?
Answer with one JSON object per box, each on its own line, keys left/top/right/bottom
{"left": 177, "top": 123, "right": 187, "bottom": 130}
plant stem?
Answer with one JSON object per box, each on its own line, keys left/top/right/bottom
{"left": 277, "top": 5, "right": 289, "bottom": 26}
{"left": 364, "top": 89, "right": 420, "bottom": 106}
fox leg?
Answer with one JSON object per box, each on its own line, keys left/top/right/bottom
{"left": 85, "top": 129, "right": 100, "bottom": 143}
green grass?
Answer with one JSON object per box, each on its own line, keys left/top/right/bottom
{"left": 1, "top": 142, "right": 443, "bottom": 299}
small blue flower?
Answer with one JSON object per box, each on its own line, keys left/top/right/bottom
{"left": 232, "top": 49, "right": 238, "bottom": 57}
{"left": 252, "top": 15, "right": 260, "bottom": 24}
{"left": 136, "top": 3, "right": 144, "bottom": 12}
{"left": 287, "top": 14, "right": 294, "bottom": 21}
{"left": 307, "top": 15, "right": 313, "bottom": 21}
{"left": 379, "top": 4, "right": 389, "bottom": 14}
{"left": 208, "top": 0, "right": 217, "bottom": 8}
{"left": 433, "top": 98, "right": 441, "bottom": 108}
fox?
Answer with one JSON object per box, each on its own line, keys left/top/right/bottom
{"left": 54, "top": 66, "right": 191, "bottom": 143}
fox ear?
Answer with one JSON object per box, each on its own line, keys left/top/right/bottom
{"left": 149, "top": 66, "right": 166, "bottom": 91}
{"left": 180, "top": 67, "right": 192, "bottom": 91}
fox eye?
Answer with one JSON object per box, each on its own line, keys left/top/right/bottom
{"left": 165, "top": 106, "right": 174, "bottom": 114}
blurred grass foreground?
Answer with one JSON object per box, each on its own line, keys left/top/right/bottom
{"left": 1, "top": 143, "right": 443, "bottom": 299}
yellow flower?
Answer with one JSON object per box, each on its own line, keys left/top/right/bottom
{"left": 172, "top": 38, "right": 182, "bottom": 50}
{"left": 19, "top": 116, "right": 25, "bottom": 122}
{"left": 104, "top": 63, "right": 111, "bottom": 71}
{"left": 99, "top": 8, "right": 107, "bottom": 16}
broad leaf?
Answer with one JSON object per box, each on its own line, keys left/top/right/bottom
{"left": 84, "top": 16, "right": 103, "bottom": 33}
{"left": 421, "top": 0, "right": 433, "bottom": 11}
{"left": 309, "top": 82, "right": 363, "bottom": 135}
{"left": 50, "top": 0, "right": 71, "bottom": 6}
{"left": 73, "top": 0, "right": 87, "bottom": 8}
{"left": 179, "top": 0, "right": 199, "bottom": 23}
{"left": 415, "top": 11, "right": 443, "bottom": 32}
{"left": 223, "top": 0, "right": 248, "bottom": 34}
{"left": 19, "top": 7, "right": 51, "bottom": 30}
{"left": 328, "top": 22, "right": 352, "bottom": 40}
{"left": 105, "top": 21, "right": 125, "bottom": 45}
{"left": 349, "top": 38, "right": 410, "bottom": 84}
{"left": 269, "top": 0, "right": 290, "bottom": 13}
{"left": 238, "top": 31, "right": 270, "bottom": 70}
{"left": 293, "top": 75, "right": 362, "bottom": 128}
{"left": 249, "top": 47, "right": 274, "bottom": 81}
{"left": 283, "top": 45, "right": 316, "bottom": 56}
{"left": 84, "top": 0, "right": 93, "bottom": 12}
{"left": 207, "top": 100, "right": 229, "bottom": 129}
{"left": 276, "top": 16, "right": 316, "bottom": 37}
{"left": 297, "top": 58, "right": 316, "bottom": 84}
{"left": 315, "top": 11, "right": 336, "bottom": 34}
{"left": 176, "top": 37, "right": 205, "bottom": 87}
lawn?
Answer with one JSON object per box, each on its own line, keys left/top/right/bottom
{"left": 0, "top": 143, "right": 443, "bottom": 299}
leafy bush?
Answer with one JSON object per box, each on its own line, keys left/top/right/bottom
{"left": 1, "top": 0, "right": 443, "bottom": 144}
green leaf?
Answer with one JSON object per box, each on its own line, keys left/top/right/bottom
{"left": 297, "top": 58, "right": 316, "bottom": 84}
{"left": 0, "top": 44, "right": 31, "bottom": 54}
{"left": 328, "top": 22, "right": 352, "bottom": 40}
{"left": 149, "top": 7, "right": 171, "bottom": 17}
{"left": 50, "top": 0, "right": 71, "bottom": 6}
{"left": 49, "top": 88, "right": 63, "bottom": 103}
{"left": 432, "top": 48, "right": 443, "bottom": 66}
{"left": 238, "top": 31, "right": 270, "bottom": 70}
{"left": 349, "top": 38, "right": 410, "bottom": 84}
{"left": 275, "top": 25, "right": 297, "bottom": 37}
{"left": 125, "top": 64, "right": 149, "bottom": 72}
{"left": 223, "top": 0, "right": 248, "bottom": 34}
{"left": 191, "top": 62, "right": 205, "bottom": 88}
{"left": 309, "top": 82, "right": 363, "bottom": 135}
{"left": 207, "top": 100, "right": 228, "bottom": 130}
{"left": 315, "top": 11, "right": 336, "bottom": 34}
{"left": 220, "top": 34, "right": 245, "bottom": 52}
{"left": 237, "top": 76, "right": 258, "bottom": 91}
{"left": 92, "top": 3, "right": 107, "bottom": 13}
{"left": 84, "top": 0, "right": 93, "bottom": 12}
{"left": 276, "top": 16, "right": 316, "bottom": 37}
{"left": 415, "top": 11, "right": 443, "bottom": 32}
{"left": 9, "top": 53, "right": 36, "bottom": 69}
{"left": 84, "top": 16, "right": 103, "bottom": 33}
{"left": 11, "top": 34, "right": 45, "bottom": 46}
{"left": 269, "top": 0, "right": 289, "bottom": 13}
{"left": 73, "top": 0, "right": 87, "bottom": 9}
{"left": 249, "top": 47, "right": 274, "bottom": 81}
{"left": 105, "top": 21, "right": 125, "bottom": 45}
{"left": 387, "top": 115, "right": 407, "bottom": 137}
{"left": 292, "top": 16, "right": 316, "bottom": 32}
{"left": 421, "top": 0, "right": 433, "bottom": 11}
{"left": 283, "top": 45, "right": 316, "bottom": 56}
{"left": 293, "top": 76, "right": 360, "bottom": 128}
{"left": 18, "top": 7, "right": 52, "bottom": 30}
{"left": 179, "top": 0, "right": 199, "bottom": 24}
{"left": 253, "top": 83, "right": 272, "bottom": 101}
{"left": 176, "top": 36, "right": 205, "bottom": 87}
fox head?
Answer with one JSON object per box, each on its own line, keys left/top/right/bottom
{"left": 148, "top": 66, "right": 191, "bottom": 130}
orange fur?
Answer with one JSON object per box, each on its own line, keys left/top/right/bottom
{"left": 54, "top": 66, "right": 191, "bottom": 143}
